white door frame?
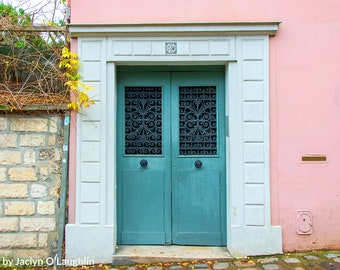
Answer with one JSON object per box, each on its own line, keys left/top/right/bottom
{"left": 66, "top": 22, "right": 282, "bottom": 263}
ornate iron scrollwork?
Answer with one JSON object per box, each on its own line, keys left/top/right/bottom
{"left": 179, "top": 86, "right": 217, "bottom": 155}
{"left": 125, "top": 87, "right": 162, "bottom": 155}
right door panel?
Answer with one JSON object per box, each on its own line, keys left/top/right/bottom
{"left": 171, "top": 72, "right": 226, "bottom": 246}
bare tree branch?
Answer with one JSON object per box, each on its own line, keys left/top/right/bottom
{"left": 0, "top": 1, "right": 69, "bottom": 109}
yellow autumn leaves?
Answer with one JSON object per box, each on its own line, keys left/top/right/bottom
{"left": 59, "top": 47, "right": 95, "bottom": 112}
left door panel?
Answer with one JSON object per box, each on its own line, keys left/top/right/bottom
{"left": 116, "top": 72, "right": 171, "bottom": 244}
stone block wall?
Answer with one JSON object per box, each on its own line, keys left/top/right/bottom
{"left": 0, "top": 114, "right": 64, "bottom": 259}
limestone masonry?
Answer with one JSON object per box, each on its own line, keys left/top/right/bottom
{"left": 0, "top": 114, "right": 64, "bottom": 259}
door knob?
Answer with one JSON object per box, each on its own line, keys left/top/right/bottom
{"left": 194, "top": 160, "right": 203, "bottom": 168}
{"left": 140, "top": 159, "right": 148, "bottom": 168}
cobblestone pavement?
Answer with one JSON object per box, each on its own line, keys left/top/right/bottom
{"left": 1, "top": 251, "right": 340, "bottom": 269}
{"left": 106, "top": 251, "right": 340, "bottom": 270}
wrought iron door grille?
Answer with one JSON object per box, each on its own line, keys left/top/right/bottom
{"left": 125, "top": 86, "right": 162, "bottom": 155}
{"left": 179, "top": 86, "right": 217, "bottom": 155}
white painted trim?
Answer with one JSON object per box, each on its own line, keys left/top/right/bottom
{"left": 106, "top": 63, "right": 116, "bottom": 226}
{"left": 227, "top": 61, "right": 245, "bottom": 228}
{"left": 67, "top": 22, "right": 282, "bottom": 262}
{"left": 228, "top": 226, "right": 282, "bottom": 257}
{"left": 66, "top": 39, "right": 116, "bottom": 262}
{"left": 107, "top": 62, "right": 117, "bottom": 242}
{"left": 69, "top": 22, "right": 280, "bottom": 37}
{"left": 227, "top": 36, "right": 282, "bottom": 257}
{"left": 66, "top": 224, "right": 114, "bottom": 263}
{"left": 263, "top": 37, "right": 272, "bottom": 228}
{"left": 106, "top": 36, "right": 236, "bottom": 63}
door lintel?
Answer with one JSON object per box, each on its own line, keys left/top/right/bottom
{"left": 69, "top": 21, "right": 280, "bottom": 37}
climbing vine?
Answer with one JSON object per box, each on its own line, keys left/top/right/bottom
{"left": 59, "top": 47, "right": 95, "bottom": 112}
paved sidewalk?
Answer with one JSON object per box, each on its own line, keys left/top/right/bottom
{"left": 108, "top": 251, "right": 340, "bottom": 270}
{"left": 1, "top": 250, "right": 340, "bottom": 269}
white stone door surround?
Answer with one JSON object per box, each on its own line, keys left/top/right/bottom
{"left": 66, "top": 22, "right": 282, "bottom": 262}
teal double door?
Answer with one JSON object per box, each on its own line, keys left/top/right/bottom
{"left": 117, "top": 67, "right": 226, "bottom": 246}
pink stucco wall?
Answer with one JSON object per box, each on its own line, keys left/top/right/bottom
{"left": 68, "top": 38, "right": 77, "bottom": 224}
{"left": 69, "top": 0, "right": 340, "bottom": 251}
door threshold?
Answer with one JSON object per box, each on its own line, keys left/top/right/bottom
{"left": 112, "top": 245, "right": 233, "bottom": 265}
